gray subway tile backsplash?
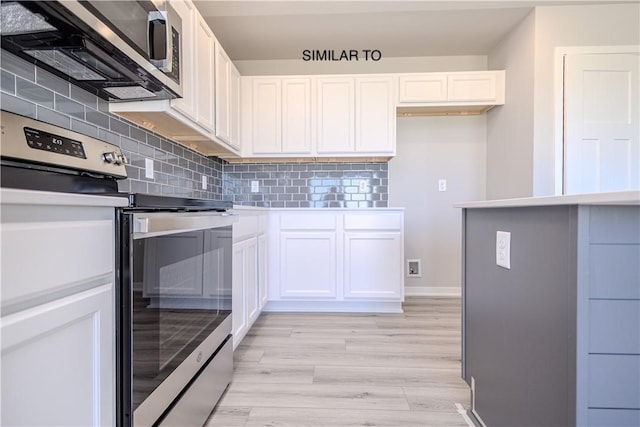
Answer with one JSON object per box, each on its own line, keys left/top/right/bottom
{"left": 1, "top": 49, "right": 388, "bottom": 206}
{"left": 1, "top": 49, "right": 224, "bottom": 201}
{"left": 223, "top": 161, "right": 389, "bottom": 208}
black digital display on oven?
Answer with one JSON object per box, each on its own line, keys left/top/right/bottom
{"left": 24, "top": 127, "right": 87, "bottom": 159}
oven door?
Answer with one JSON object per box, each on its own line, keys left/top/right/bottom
{"left": 118, "top": 211, "right": 233, "bottom": 427}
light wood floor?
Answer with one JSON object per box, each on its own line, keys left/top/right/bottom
{"left": 206, "top": 297, "right": 470, "bottom": 427}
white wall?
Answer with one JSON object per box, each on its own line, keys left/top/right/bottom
{"left": 390, "top": 116, "right": 486, "bottom": 295}
{"left": 235, "top": 55, "right": 487, "bottom": 75}
{"left": 486, "top": 10, "right": 536, "bottom": 199}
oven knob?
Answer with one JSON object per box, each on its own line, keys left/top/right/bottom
{"left": 103, "top": 152, "right": 118, "bottom": 164}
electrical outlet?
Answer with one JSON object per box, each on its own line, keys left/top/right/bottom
{"left": 144, "top": 158, "right": 154, "bottom": 179}
{"left": 251, "top": 181, "right": 259, "bottom": 193}
{"left": 359, "top": 180, "right": 368, "bottom": 192}
{"left": 201, "top": 175, "right": 207, "bottom": 190}
{"left": 438, "top": 179, "right": 447, "bottom": 192}
{"left": 496, "top": 231, "right": 511, "bottom": 269}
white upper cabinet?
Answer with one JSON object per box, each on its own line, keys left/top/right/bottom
{"left": 229, "top": 64, "right": 241, "bottom": 151}
{"left": 242, "top": 74, "right": 396, "bottom": 158}
{"left": 447, "top": 72, "right": 500, "bottom": 102}
{"left": 251, "top": 78, "right": 282, "bottom": 154}
{"left": 399, "top": 73, "right": 447, "bottom": 103}
{"left": 398, "top": 70, "right": 505, "bottom": 113}
{"left": 195, "top": 14, "right": 215, "bottom": 133}
{"left": 214, "top": 42, "right": 232, "bottom": 145}
{"left": 169, "top": 0, "right": 197, "bottom": 121}
{"left": 282, "top": 78, "right": 313, "bottom": 154}
{"left": 355, "top": 76, "right": 396, "bottom": 155}
{"left": 315, "top": 77, "right": 356, "bottom": 154}
{"left": 110, "top": 0, "right": 241, "bottom": 157}
{"left": 244, "top": 77, "right": 312, "bottom": 156}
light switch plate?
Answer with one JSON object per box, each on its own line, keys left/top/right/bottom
{"left": 144, "top": 158, "right": 154, "bottom": 179}
{"left": 496, "top": 231, "right": 511, "bottom": 269}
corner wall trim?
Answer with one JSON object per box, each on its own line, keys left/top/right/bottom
{"left": 405, "top": 286, "right": 461, "bottom": 297}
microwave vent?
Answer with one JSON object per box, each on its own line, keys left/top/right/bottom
{"left": 104, "top": 86, "right": 157, "bottom": 100}
{"left": 0, "top": 2, "right": 57, "bottom": 35}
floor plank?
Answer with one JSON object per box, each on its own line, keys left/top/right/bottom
{"left": 206, "top": 297, "right": 470, "bottom": 427}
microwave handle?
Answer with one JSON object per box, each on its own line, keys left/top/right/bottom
{"left": 148, "top": 10, "right": 172, "bottom": 73}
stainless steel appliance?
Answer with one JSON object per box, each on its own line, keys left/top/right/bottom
{"left": 118, "top": 195, "right": 233, "bottom": 427}
{"left": 0, "top": 110, "right": 234, "bottom": 427}
{"left": 0, "top": 0, "right": 182, "bottom": 101}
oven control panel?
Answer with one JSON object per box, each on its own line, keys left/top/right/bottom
{"left": 0, "top": 110, "right": 127, "bottom": 179}
{"left": 24, "top": 127, "right": 87, "bottom": 159}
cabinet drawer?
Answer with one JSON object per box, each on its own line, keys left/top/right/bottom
{"left": 1, "top": 220, "right": 114, "bottom": 306}
{"left": 344, "top": 213, "right": 402, "bottom": 231}
{"left": 279, "top": 214, "right": 336, "bottom": 230}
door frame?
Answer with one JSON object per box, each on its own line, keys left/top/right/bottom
{"left": 553, "top": 45, "right": 640, "bottom": 195}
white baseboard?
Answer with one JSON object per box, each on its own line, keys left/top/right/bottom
{"left": 405, "top": 286, "right": 461, "bottom": 297}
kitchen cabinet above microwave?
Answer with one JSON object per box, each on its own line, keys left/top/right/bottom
{"left": 109, "top": 0, "right": 240, "bottom": 157}
{"left": 396, "top": 70, "right": 505, "bottom": 115}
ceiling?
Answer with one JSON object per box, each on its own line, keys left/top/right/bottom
{"left": 193, "top": 1, "right": 636, "bottom": 61}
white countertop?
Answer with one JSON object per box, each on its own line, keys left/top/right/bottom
{"left": 1, "top": 188, "right": 129, "bottom": 207}
{"left": 454, "top": 190, "right": 640, "bottom": 209}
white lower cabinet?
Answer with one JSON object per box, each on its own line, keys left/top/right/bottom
{"left": 232, "top": 209, "right": 268, "bottom": 348}
{"left": 232, "top": 236, "right": 257, "bottom": 348}
{"left": 279, "top": 232, "right": 337, "bottom": 298}
{"left": 1, "top": 284, "right": 114, "bottom": 427}
{"left": 344, "top": 232, "right": 403, "bottom": 299}
{"left": 267, "top": 209, "right": 405, "bottom": 313}
{"left": 258, "top": 233, "right": 268, "bottom": 309}
{"left": 0, "top": 189, "right": 124, "bottom": 427}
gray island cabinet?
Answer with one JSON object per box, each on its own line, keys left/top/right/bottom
{"left": 457, "top": 191, "right": 640, "bottom": 427}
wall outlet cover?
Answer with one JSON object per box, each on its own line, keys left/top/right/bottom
{"left": 496, "top": 231, "right": 511, "bottom": 269}
{"left": 144, "top": 158, "right": 154, "bottom": 179}
{"left": 251, "top": 180, "right": 259, "bottom": 193}
{"left": 201, "top": 175, "right": 207, "bottom": 190}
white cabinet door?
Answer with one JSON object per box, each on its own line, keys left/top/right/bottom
{"left": 344, "top": 233, "right": 402, "bottom": 299}
{"left": 229, "top": 64, "right": 241, "bottom": 150}
{"left": 258, "top": 233, "right": 268, "bottom": 309}
{"left": 398, "top": 73, "right": 447, "bottom": 103}
{"left": 447, "top": 72, "right": 498, "bottom": 102}
{"left": 282, "top": 78, "right": 313, "bottom": 154}
{"left": 195, "top": 14, "right": 215, "bottom": 133}
{"left": 279, "top": 232, "right": 337, "bottom": 298}
{"left": 169, "top": 0, "right": 196, "bottom": 120}
{"left": 316, "top": 77, "right": 355, "bottom": 154}
{"left": 232, "top": 237, "right": 258, "bottom": 348}
{"left": 252, "top": 78, "right": 282, "bottom": 154}
{"left": 1, "top": 284, "right": 114, "bottom": 427}
{"left": 215, "top": 42, "right": 232, "bottom": 145}
{"left": 356, "top": 76, "right": 396, "bottom": 154}
{"left": 232, "top": 240, "right": 247, "bottom": 348}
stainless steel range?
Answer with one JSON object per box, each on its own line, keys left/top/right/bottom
{"left": 0, "top": 110, "right": 234, "bottom": 427}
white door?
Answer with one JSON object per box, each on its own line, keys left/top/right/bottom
{"left": 316, "top": 77, "right": 355, "bottom": 154}
{"left": 564, "top": 53, "right": 640, "bottom": 194}
{"left": 355, "top": 76, "right": 396, "bottom": 154}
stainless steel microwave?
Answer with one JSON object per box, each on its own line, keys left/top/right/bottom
{"left": 0, "top": 0, "right": 183, "bottom": 101}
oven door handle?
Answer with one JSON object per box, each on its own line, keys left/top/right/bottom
{"left": 132, "top": 212, "right": 235, "bottom": 238}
